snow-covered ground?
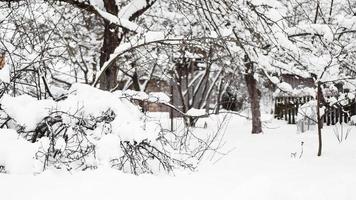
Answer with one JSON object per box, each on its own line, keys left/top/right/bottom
{"left": 1, "top": 113, "right": 356, "bottom": 200}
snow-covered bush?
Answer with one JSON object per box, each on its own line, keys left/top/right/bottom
{"left": 296, "top": 100, "right": 319, "bottom": 133}
{"left": 0, "top": 84, "right": 192, "bottom": 174}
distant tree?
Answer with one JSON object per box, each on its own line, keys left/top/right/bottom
{"left": 0, "top": 0, "right": 157, "bottom": 91}
{"left": 187, "top": 0, "right": 292, "bottom": 133}
{"left": 279, "top": 0, "right": 356, "bottom": 156}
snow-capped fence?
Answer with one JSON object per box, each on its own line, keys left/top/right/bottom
{"left": 323, "top": 105, "right": 352, "bottom": 125}
{"left": 275, "top": 96, "right": 353, "bottom": 125}
{"left": 274, "top": 96, "right": 314, "bottom": 124}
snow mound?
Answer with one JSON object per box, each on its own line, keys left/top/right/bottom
{"left": 0, "top": 129, "right": 38, "bottom": 174}
{"left": 62, "top": 84, "right": 161, "bottom": 142}
{"left": 1, "top": 83, "right": 159, "bottom": 142}
{"left": 60, "top": 84, "right": 144, "bottom": 125}
{"left": 0, "top": 84, "right": 167, "bottom": 172}
{"left": 1, "top": 94, "right": 54, "bottom": 130}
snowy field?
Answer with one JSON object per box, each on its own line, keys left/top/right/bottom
{"left": 1, "top": 113, "right": 356, "bottom": 200}
{"left": 1, "top": 0, "right": 356, "bottom": 200}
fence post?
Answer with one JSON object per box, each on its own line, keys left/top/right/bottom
{"left": 331, "top": 108, "right": 335, "bottom": 125}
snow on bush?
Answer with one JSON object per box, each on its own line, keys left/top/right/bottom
{"left": 296, "top": 100, "right": 325, "bottom": 133}
{"left": 273, "top": 87, "right": 315, "bottom": 98}
{"left": 277, "top": 82, "right": 293, "bottom": 92}
{"left": 287, "top": 23, "right": 333, "bottom": 42}
{"left": 296, "top": 100, "right": 317, "bottom": 133}
{"left": 297, "top": 100, "right": 321, "bottom": 122}
{"left": 147, "top": 92, "right": 170, "bottom": 103}
{"left": 118, "top": 89, "right": 170, "bottom": 104}
{"left": 269, "top": 76, "right": 280, "bottom": 84}
{"left": 1, "top": 94, "right": 53, "bottom": 131}
{"left": 0, "top": 84, "right": 190, "bottom": 174}
{"left": 186, "top": 108, "right": 207, "bottom": 117}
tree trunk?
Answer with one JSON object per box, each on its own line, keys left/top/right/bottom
{"left": 131, "top": 71, "right": 141, "bottom": 91}
{"left": 244, "top": 56, "right": 262, "bottom": 134}
{"left": 317, "top": 82, "right": 322, "bottom": 156}
{"left": 99, "top": 0, "right": 121, "bottom": 91}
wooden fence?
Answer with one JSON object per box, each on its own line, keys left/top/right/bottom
{"left": 274, "top": 96, "right": 353, "bottom": 125}
{"left": 274, "top": 96, "right": 313, "bottom": 124}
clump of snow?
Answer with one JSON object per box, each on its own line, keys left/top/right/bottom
{"left": 348, "top": 93, "right": 355, "bottom": 100}
{"left": 186, "top": 108, "right": 207, "bottom": 117}
{"left": 269, "top": 76, "right": 280, "bottom": 84}
{"left": 120, "top": 89, "right": 149, "bottom": 100}
{"left": 338, "top": 93, "right": 353, "bottom": 106}
{"left": 118, "top": 0, "right": 147, "bottom": 19}
{"left": 89, "top": 0, "right": 104, "bottom": 10}
{"left": 296, "top": 100, "right": 325, "bottom": 133}
{"left": 54, "top": 137, "right": 66, "bottom": 152}
{"left": 117, "top": 89, "right": 170, "bottom": 104}
{"left": 58, "top": 84, "right": 159, "bottom": 143}
{"left": 95, "top": 134, "right": 123, "bottom": 166}
{"left": 287, "top": 23, "right": 334, "bottom": 42}
{"left": 277, "top": 82, "right": 293, "bottom": 92}
{"left": 38, "top": 137, "right": 50, "bottom": 152}
{"left": 327, "top": 96, "right": 338, "bottom": 105}
{"left": 274, "top": 31, "right": 299, "bottom": 53}
{"left": 274, "top": 87, "right": 315, "bottom": 97}
{"left": 148, "top": 92, "right": 170, "bottom": 103}
{"left": 350, "top": 115, "right": 356, "bottom": 125}
{"left": 49, "top": 85, "right": 68, "bottom": 99}
{"left": 61, "top": 84, "right": 142, "bottom": 120}
{"left": 297, "top": 100, "right": 318, "bottom": 122}
{"left": 1, "top": 94, "right": 53, "bottom": 130}
{"left": 298, "top": 87, "right": 316, "bottom": 96}
{"left": 335, "top": 15, "right": 356, "bottom": 29}
{"left": 343, "top": 80, "right": 356, "bottom": 91}
{"left": 326, "top": 84, "right": 338, "bottom": 96}
{"left": 93, "top": 5, "right": 144, "bottom": 33}
{"left": 144, "top": 31, "right": 165, "bottom": 43}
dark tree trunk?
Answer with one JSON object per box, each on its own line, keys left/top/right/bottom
{"left": 132, "top": 71, "right": 141, "bottom": 91}
{"left": 99, "top": 0, "right": 121, "bottom": 91}
{"left": 244, "top": 56, "right": 262, "bottom": 134}
{"left": 215, "top": 79, "right": 223, "bottom": 114}
{"left": 317, "top": 82, "right": 322, "bottom": 156}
